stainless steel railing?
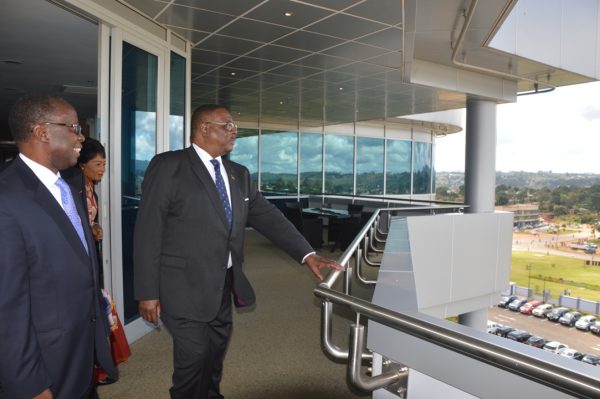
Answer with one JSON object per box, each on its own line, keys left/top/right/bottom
{"left": 314, "top": 204, "right": 600, "bottom": 398}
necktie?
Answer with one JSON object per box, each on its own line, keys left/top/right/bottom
{"left": 55, "top": 177, "right": 89, "bottom": 253}
{"left": 210, "top": 159, "right": 233, "bottom": 227}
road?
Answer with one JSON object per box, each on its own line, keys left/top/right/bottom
{"left": 512, "top": 230, "right": 597, "bottom": 261}
{"left": 489, "top": 306, "right": 600, "bottom": 355}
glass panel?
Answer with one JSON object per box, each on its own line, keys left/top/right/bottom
{"left": 228, "top": 128, "right": 258, "bottom": 185}
{"left": 325, "top": 135, "right": 353, "bottom": 194}
{"left": 356, "top": 137, "right": 384, "bottom": 195}
{"left": 169, "top": 51, "right": 186, "bottom": 150}
{"left": 413, "top": 141, "right": 432, "bottom": 194}
{"left": 386, "top": 139, "right": 411, "bottom": 195}
{"left": 260, "top": 129, "right": 298, "bottom": 195}
{"left": 121, "top": 42, "right": 158, "bottom": 323}
{"left": 300, "top": 132, "right": 323, "bottom": 194}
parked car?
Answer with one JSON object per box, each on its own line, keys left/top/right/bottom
{"left": 547, "top": 307, "right": 570, "bottom": 322}
{"left": 559, "top": 348, "right": 584, "bottom": 361}
{"left": 559, "top": 311, "right": 582, "bottom": 327}
{"left": 543, "top": 341, "right": 568, "bottom": 353}
{"left": 532, "top": 303, "right": 553, "bottom": 318}
{"left": 575, "top": 315, "right": 597, "bottom": 331}
{"left": 519, "top": 300, "right": 542, "bottom": 315}
{"left": 487, "top": 320, "right": 503, "bottom": 334}
{"left": 506, "top": 329, "right": 532, "bottom": 343}
{"left": 507, "top": 298, "right": 528, "bottom": 312}
{"left": 582, "top": 354, "right": 600, "bottom": 366}
{"left": 498, "top": 295, "right": 517, "bottom": 308}
{"left": 494, "top": 325, "right": 515, "bottom": 338}
{"left": 590, "top": 322, "right": 600, "bottom": 335}
{"left": 525, "top": 335, "right": 547, "bottom": 349}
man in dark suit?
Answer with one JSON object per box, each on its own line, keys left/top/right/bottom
{"left": 134, "top": 104, "right": 342, "bottom": 399}
{"left": 0, "top": 95, "right": 116, "bottom": 399}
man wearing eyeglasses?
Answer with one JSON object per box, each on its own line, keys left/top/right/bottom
{"left": 134, "top": 104, "right": 343, "bottom": 399}
{"left": 0, "top": 95, "right": 116, "bottom": 399}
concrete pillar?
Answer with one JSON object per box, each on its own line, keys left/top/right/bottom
{"left": 464, "top": 98, "right": 497, "bottom": 213}
{"left": 459, "top": 98, "right": 497, "bottom": 331}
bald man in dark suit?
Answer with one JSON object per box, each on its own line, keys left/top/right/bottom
{"left": 134, "top": 104, "right": 342, "bottom": 399}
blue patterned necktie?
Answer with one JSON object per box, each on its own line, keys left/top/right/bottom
{"left": 55, "top": 177, "right": 89, "bottom": 253}
{"left": 210, "top": 159, "right": 232, "bottom": 227}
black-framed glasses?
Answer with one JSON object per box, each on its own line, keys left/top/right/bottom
{"left": 40, "top": 122, "right": 83, "bottom": 135}
{"left": 203, "top": 121, "right": 238, "bottom": 132}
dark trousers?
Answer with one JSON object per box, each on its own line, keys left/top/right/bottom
{"left": 162, "top": 270, "right": 233, "bottom": 399}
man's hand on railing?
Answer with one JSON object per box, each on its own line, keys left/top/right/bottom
{"left": 304, "top": 254, "right": 345, "bottom": 281}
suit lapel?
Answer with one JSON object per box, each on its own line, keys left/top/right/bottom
{"left": 15, "top": 159, "right": 90, "bottom": 262}
{"left": 186, "top": 147, "right": 231, "bottom": 230}
{"left": 223, "top": 159, "right": 242, "bottom": 226}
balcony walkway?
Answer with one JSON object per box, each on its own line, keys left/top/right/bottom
{"left": 99, "top": 229, "right": 372, "bottom": 399}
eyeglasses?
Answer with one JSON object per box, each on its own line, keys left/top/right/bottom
{"left": 203, "top": 121, "right": 238, "bottom": 132}
{"left": 39, "top": 122, "right": 83, "bottom": 135}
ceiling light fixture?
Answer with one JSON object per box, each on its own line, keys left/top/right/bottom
{"left": 230, "top": 72, "right": 236, "bottom": 76}
{"left": 284, "top": 11, "right": 293, "bottom": 17}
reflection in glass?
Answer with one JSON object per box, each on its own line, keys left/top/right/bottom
{"left": 121, "top": 42, "right": 157, "bottom": 323}
{"left": 228, "top": 128, "right": 258, "bottom": 184}
{"left": 386, "top": 140, "right": 411, "bottom": 195}
{"left": 260, "top": 130, "right": 297, "bottom": 194}
{"left": 169, "top": 52, "right": 186, "bottom": 150}
{"left": 413, "top": 141, "right": 432, "bottom": 194}
{"left": 325, "top": 135, "right": 353, "bottom": 194}
{"left": 356, "top": 137, "right": 384, "bottom": 195}
{"left": 300, "top": 133, "right": 323, "bottom": 194}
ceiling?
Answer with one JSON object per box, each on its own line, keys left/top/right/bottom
{"left": 1, "top": 0, "right": 594, "bottom": 140}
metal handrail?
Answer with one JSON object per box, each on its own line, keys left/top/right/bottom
{"left": 315, "top": 287, "right": 600, "bottom": 399}
{"left": 316, "top": 203, "right": 600, "bottom": 397}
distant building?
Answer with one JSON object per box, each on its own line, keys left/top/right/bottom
{"left": 496, "top": 204, "right": 540, "bottom": 228}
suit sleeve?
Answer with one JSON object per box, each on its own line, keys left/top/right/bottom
{"left": 133, "top": 155, "right": 173, "bottom": 300}
{"left": 0, "top": 203, "right": 52, "bottom": 398}
{"left": 244, "top": 173, "right": 314, "bottom": 263}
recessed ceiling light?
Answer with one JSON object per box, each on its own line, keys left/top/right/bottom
{"left": 279, "top": 101, "right": 284, "bottom": 105}
{"left": 284, "top": 11, "right": 293, "bottom": 17}
{"left": 339, "top": 87, "right": 344, "bottom": 91}
{"left": 230, "top": 72, "right": 236, "bottom": 76}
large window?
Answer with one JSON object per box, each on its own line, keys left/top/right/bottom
{"left": 356, "top": 137, "right": 384, "bottom": 195}
{"left": 169, "top": 51, "right": 186, "bottom": 150}
{"left": 229, "top": 128, "right": 258, "bottom": 184}
{"left": 386, "top": 139, "right": 411, "bottom": 195}
{"left": 260, "top": 130, "right": 298, "bottom": 194}
{"left": 325, "top": 135, "right": 353, "bottom": 194}
{"left": 300, "top": 132, "right": 323, "bottom": 194}
{"left": 413, "top": 141, "right": 432, "bottom": 194}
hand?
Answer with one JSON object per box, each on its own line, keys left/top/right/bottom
{"left": 33, "top": 389, "right": 52, "bottom": 399}
{"left": 139, "top": 299, "right": 161, "bottom": 325}
{"left": 304, "top": 254, "right": 344, "bottom": 281}
{"left": 92, "top": 223, "right": 103, "bottom": 241}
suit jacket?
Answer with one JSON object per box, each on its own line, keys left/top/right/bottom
{"left": 0, "top": 157, "right": 116, "bottom": 399}
{"left": 134, "top": 146, "right": 313, "bottom": 322}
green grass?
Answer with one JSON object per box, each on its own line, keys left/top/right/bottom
{"left": 511, "top": 252, "right": 600, "bottom": 301}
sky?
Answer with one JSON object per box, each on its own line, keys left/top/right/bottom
{"left": 435, "top": 80, "right": 600, "bottom": 174}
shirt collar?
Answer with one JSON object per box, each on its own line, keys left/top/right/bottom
{"left": 192, "top": 143, "right": 223, "bottom": 165}
{"left": 19, "top": 153, "right": 61, "bottom": 187}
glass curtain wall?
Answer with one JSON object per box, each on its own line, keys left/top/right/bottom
{"left": 324, "top": 135, "right": 353, "bottom": 194}
{"left": 228, "top": 128, "right": 258, "bottom": 184}
{"left": 260, "top": 130, "right": 298, "bottom": 194}
{"left": 356, "top": 137, "right": 384, "bottom": 195}
{"left": 413, "top": 141, "right": 433, "bottom": 194}
{"left": 300, "top": 132, "right": 323, "bottom": 194}
{"left": 386, "top": 139, "right": 411, "bottom": 195}
{"left": 228, "top": 128, "right": 434, "bottom": 197}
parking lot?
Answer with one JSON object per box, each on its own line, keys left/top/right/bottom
{"left": 489, "top": 306, "right": 600, "bottom": 355}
